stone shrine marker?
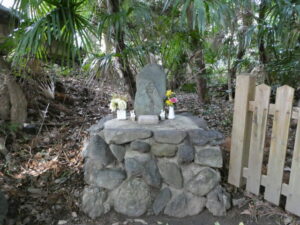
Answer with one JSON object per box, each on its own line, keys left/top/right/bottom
{"left": 134, "top": 64, "right": 166, "bottom": 116}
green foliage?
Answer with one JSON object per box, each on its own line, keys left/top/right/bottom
{"left": 0, "top": 122, "right": 20, "bottom": 136}
{"left": 12, "top": 0, "right": 95, "bottom": 66}
{"left": 180, "top": 83, "right": 197, "bottom": 93}
{"left": 3, "top": 0, "right": 300, "bottom": 89}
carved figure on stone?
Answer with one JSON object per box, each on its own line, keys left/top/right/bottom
{"left": 134, "top": 64, "right": 166, "bottom": 116}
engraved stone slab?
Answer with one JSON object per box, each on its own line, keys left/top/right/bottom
{"left": 134, "top": 64, "right": 166, "bottom": 116}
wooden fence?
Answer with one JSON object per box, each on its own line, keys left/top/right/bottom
{"left": 228, "top": 74, "right": 300, "bottom": 216}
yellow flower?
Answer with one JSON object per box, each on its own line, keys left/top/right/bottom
{"left": 165, "top": 99, "right": 173, "bottom": 106}
{"left": 166, "top": 90, "right": 174, "bottom": 98}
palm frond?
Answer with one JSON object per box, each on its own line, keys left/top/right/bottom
{"left": 13, "top": 0, "right": 95, "bottom": 66}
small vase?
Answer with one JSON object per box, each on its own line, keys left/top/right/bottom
{"left": 117, "top": 109, "right": 126, "bottom": 120}
{"left": 168, "top": 106, "right": 175, "bottom": 119}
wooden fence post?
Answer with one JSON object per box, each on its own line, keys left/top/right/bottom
{"left": 228, "top": 74, "right": 256, "bottom": 187}
{"left": 264, "top": 85, "right": 294, "bottom": 205}
{"left": 246, "top": 84, "right": 271, "bottom": 195}
{"left": 285, "top": 110, "right": 300, "bottom": 215}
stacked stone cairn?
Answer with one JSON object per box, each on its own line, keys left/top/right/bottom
{"left": 82, "top": 114, "right": 231, "bottom": 219}
{"left": 82, "top": 64, "right": 231, "bottom": 219}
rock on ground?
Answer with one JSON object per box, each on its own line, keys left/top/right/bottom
{"left": 113, "top": 178, "right": 151, "bottom": 217}
{"left": 186, "top": 167, "right": 220, "bottom": 196}
{"left": 82, "top": 187, "right": 108, "bottom": 219}
{"left": 152, "top": 187, "right": 172, "bottom": 215}
{"left": 164, "top": 192, "right": 206, "bottom": 218}
{"left": 206, "top": 185, "right": 231, "bottom": 216}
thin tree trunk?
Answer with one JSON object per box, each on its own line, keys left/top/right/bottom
{"left": 194, "top": 48, "right": 207, "bottom": 104}
{"left": 227, "top": 9, "right": 252, "bottom": 100}
{"left": 187, "top": 4, "right": 207, "bottom": 104}
{"left": 106, "top": 0, "right": 136, "bottom": 100}
{"left": 258, "top": 0, "right": 269, "bottom": 84}
{"left": 227, "top": 47, "right": 246, "bottom": 102}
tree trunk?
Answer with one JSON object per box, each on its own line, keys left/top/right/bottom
{"left": 187, "top": 4, "right": 207, "bottom": 104}
{"left": 0, "top": 57, "right": 27, "bottom": 125}
{"left": 193, "top": 48, "right": 207, "bottom": 104}
{"left": 227, "top": 9, "right": 253, "bottom": 101}
{"left": 258, "top": 0, "right": 269, "bottom": 83}
{"left": 106, "top": 0, "right": 136, "bottom": 100}
{"left": 228, "top": 47, "right": 246, "bottom": 100}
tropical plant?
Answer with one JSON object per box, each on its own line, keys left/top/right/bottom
{"left": 12, "top": 0, "right": 95, "bottom": 66}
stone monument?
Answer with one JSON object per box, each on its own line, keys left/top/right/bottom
{"left": 134, "top": 64, "right": 166, "bottom": 116}
{"left": 81, "top": 64, "right": 231, "bottom": 219}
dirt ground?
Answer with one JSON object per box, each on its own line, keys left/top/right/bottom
{"left": 52, "top": 204, "right": 295, "bottom": 225}
{"left": 1, "top": 78, "right": 299, "bottom": 225}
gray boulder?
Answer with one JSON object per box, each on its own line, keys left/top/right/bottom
{"left": 181, "top": 163, "right": 205, "bottom": 185}
{"left": 125, "top": 149, "right": 152, "bottom": 163}
{"left": 152, "top": 187, "right": 172, "bottom": 215}
{"left": 114, "top": 178, "right": 151, "bottom": 217}
{"left": 87, "top": 114, "right": 114, "bottom": 135}
{"left": 158, "top": 161, "right": 183, "bottom": 189}
{"left": 82, "top": 186, "right": 108, "bottom": 219}
{"left": 125, "top": 158, "right": 144, "bottom": 177}
{"left": 153, "top": 130, "right": 186, "bottom": 144}
{"left": 110, "top": 144, "right": 126, "bottom": 162}
{"left": 134, "top": 64, "right": 166, "bottom": 116}
{"left": 143, "top": 159, "right": 161, "bottom": 188}
{"left": 83, "top": 135, "right": 114, "bottom": 166}
{"left": 195, "top": 146, "right": 223, "bottom": 168}
{"left": 177, "top": 143, "right": 194, "bottom": 164}
{"left": 185, "top": 192, "right": 206, "bottom": 216}
{"left": 151, "top": 143, "right": 178, "bottom": 157}
{"left": 130, "top": 140, "right": 151, "bottom": 153}
{"left": 188, "top": 129, "right": 223, "bottom": 146}
{"left": 186, "top": 167, "right": 220, "bottom": 196}
{"left": 188, "top": 129, "right": 210, "bottom": 146}
{"left": 164, "top": 191, "right": 206, "bottom": 218}
{"left": 84, "top": 158, "right": 105, "bottom": 182}
{"left": 104, "top": 128, "right": 152, "bottom": 144}
{"left": 92, "top": 168, "right": 126, "bottom": 190}
{"left": 164, "top": 192, "right": 187, "bottom": 218}
{"left": 206, "top": 185, "right": 231, "bottom": 216}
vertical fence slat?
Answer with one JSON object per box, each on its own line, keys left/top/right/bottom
{"left": 246, "top": 84, "right": 271, "bottom": 195}
{"left": 228, "top": 75, "right": 256, "bottom": 187}
{"left": 285, "top": 111, "right": 300, "bottom": 215}
{"left": 264, "top": 85, "right": 294, "bottom": 205}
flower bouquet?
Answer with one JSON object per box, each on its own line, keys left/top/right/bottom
{"left": 165, "top": 90, "right": 178, "bottom": 119}
{"left": 109, "top": 96, "right": 127, "bottom": 120}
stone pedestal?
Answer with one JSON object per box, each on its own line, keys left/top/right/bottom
{"left": 82, "top": 115, "right": 231, "bottom": 219}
